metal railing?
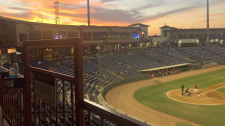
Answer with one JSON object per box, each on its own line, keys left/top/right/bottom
{"left": 0, "top": 38, "right": 149, "bottom": 126}
{"left": 83, "top": 99, "right": 148, "bottom": 126}
{"left": 0, "top": 67, "right": 24, "bottom": 126}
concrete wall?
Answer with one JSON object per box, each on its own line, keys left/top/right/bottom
{"left": 168, "top": 29, "right": 225, "bottom": 42}
{"left": 16, "top": 23, "right": 30, "bottom": 46}
{"left": 152, "top": 36, "right": 168, "bottom": 43}
{"left": 141, "top": 26, "right": 148, "bottom": 38}
{"left": 22, "top": 23, "right": 141, "bottom": 46}
{"left": 0, "top": 17, "right": 144, "bottom": 47}
{"left": 2, "top": 23, "right": 17, "bottom": 46}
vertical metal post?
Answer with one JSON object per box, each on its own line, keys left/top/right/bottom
{"left": 23, "top": 44, "right": 32, "bottom": 126}
{"left": 87, "top": 0, "right": 90, "bottom": 26}
{"left": 88, "top": 112, "right": 91, "bottom": 126}
{"left": 62, "top": 80, "right": 65, "bottom": 126}
{"left": 38, "top": 100, "right": 41, "bottom": 126}
{"left": 70, "top": 81, "right": 74, "bottom": 126}
{"left": 33, "top": 72, "right": 37, "bottom": 125}
{"left": 55, "top": 80, "right": 58, "bottom": 126}
{"left": 74, "top": 39, "right": 84, "bottom": 125}
{"left": 206, "top": 0, "right": 209, "bottom": 46}
{"left": 11, "top": 53, "right": 13, "bottom": 64}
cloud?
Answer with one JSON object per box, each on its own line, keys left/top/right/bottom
{"left": 140, "top": 0, "right": 225, "bottom": 22}
{"left": 0, "top": 0, "right": 225, "bottom": 29}
{"left": 6, "top": 7, "right": 30, "bottom": 14}
{"left": 200, "top": 19, "right": 214, "bottom": 23}
{"left": 132, "top": 0, "right": 165, "bottom": 10}
{"left": 90, "top": 7, "right": 138, "bottom": 23}
{"left": 100, "top": 0, "right": 121, "bottom": 3}
{"left": 211, "top": 13, "right": 225, "bottom": 17}
{"left": 0, "top": 11, "right": 31, "bottom": 19}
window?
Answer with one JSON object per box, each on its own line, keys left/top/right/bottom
{"left": 209, "top": 34, "right": 213, "bottom": 39}
{"left": 43, "top": 31, "right": 53, "bottom": 39}
{"left": 163, "top": 31, "right": 167, "bottom": 37}
{"left": 19, "top": 34, "right": 27, "bottom": 41}
{"left": 80, "top": 32, "right": 91, "bottom": 40}
{"left": 178, "top": 34, "right": 183, "bottom": 39}
{"left": 68, "top": 32, "right": 78, "bottom": 38}
{"left": 190, "top": 34, "right": 194, "bottom": 39}
{"left": 172, "top": 34, "right": 176, "bottom": 39}
{"left": 195, "top": 34, "right": 199, "bottom": 38}
{"left": 29, "top": 30, "right": 41, "bottom": 40}
{"left": 109, "top": 32, "right": 118, "bottom": 40}
{"left": 93, "top": 32, "right": 108, "bottom": 40}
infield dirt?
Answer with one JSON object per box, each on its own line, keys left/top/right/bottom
{"left": 105, "top": 65, "right": 225, "bottom": 126}
{"left": 167, "top": 82, "right": 225, "bottom": 106}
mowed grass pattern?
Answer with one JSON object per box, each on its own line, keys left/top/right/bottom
{"left": 135, "top": 68, "right": 225, "bottom": 126}
{"left": 218, "top": 87, "right": 225, "bottom": 94}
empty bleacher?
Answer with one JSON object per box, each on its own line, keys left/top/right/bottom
{"left": 12, "top": 46, "right": 225, "bottom": 104}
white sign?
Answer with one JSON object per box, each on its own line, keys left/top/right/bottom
{"left": 35, "top": 80, "right": 56, "bottom": 108}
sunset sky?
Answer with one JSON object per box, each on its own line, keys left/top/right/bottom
{"left": 0, "top": 0, "right": 225, "bottom": 35}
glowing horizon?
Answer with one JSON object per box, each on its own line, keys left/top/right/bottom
{"left": 0, "top": 0, "right": 225, "bottom": 35}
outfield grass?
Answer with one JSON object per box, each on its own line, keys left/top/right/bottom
{"left": 135, "top": 68, "right": 225, "bottom": 126}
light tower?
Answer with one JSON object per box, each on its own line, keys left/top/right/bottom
{"left": 87, "top": 0, "right": 90, "bottom": 26}
{"left": 206, "top": 0, "right": 209, "bottom": 46}
{"left": 54, "top": 0, "right": 60, "bottom": 24}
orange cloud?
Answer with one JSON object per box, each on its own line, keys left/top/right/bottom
{"left": 57, "top": 0, "right": 84, "bottom": 5}
{"left": 211, "top": 13, "right": 225, "bottom": 17}
{"left": 37, "top": 7, "right": 88, "bottom": 15}
{"left": 1, "top": 0, "right": 224, "bottom": 36}
{"left": 91, "top": 1, "right": 109, "bottom": 7}
{"left": 17, "top": 0, "right": 53, "bottom": 6}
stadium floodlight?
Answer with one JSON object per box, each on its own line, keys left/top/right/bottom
{"left": 87, "top": 0, "right": 90, "bottom": 26}
{"left": 206, "top": 0, "right": 209, "bottom": 46}
{"left": 54, "top": 0, "right": 60, "bottom": 24}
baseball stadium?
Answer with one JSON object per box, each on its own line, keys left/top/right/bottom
{"left": 105, "top": 65, "right": 225, "bottom": 126}
{"left": 0, "top": 15, "right": 225, "bottom": 126}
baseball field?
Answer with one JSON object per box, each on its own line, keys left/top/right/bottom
{"left": 106, "top": 65, "right": 225, "bottom": 126}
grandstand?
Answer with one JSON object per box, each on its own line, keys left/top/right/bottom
{"left": 1, "top": 38, "right": 225, "bottom": 126}
{"left": 18, "top": 45, "right": 225, "bottom": 103}
{"left": 0, "top": 16, "right": 225, "bottom": 126}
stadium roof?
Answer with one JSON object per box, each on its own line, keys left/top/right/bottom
{"left": 129, "top": 23, "right": 149, "bottom": 27}
{"left": 160, "top": 25, "right": 177, "bottom": 29}
{"left": 168, "top": 28, "right": 225, "bottom": 32}
{"left": 159, "top": 24, "right": 225, "bottom": 31}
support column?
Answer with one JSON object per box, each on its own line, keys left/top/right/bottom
{"left": 74, "top": 40, "right": 84, "bottom": 126}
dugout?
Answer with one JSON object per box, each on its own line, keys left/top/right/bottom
{"left": 140, "top": 63, "right": 192, "bottom": 75}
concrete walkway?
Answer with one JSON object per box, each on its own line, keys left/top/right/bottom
{"left": 0, "top": 106, "right": 9, "bottom": 126}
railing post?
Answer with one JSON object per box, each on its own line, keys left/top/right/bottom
{"left": 0, "top": 77, "right": 2, "bottom": 108}
{"left": 74, "top": 39, "right": 84, "bottom": 125}
{"left": 0, "top": 105, "right": 2, "bottom": 126}
{"left": 23, "top": 44, "right": 32, "bottom": 126}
